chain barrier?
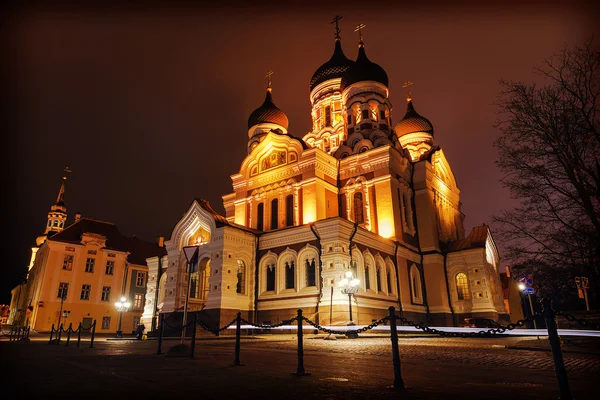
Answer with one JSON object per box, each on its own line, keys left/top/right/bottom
{"left": 301, "top": 316, "right": 389, "bottom": 335}
{"left": 239, "top": 317, "right": 298, "bottom": 329}
{"left": 196, "top": 316, "right": 238, "bottom": 335}
{"left": 556, "top": 311, "right": 600, "bottom": 330}
{"left": 394, "top": 312, "right": 544, "bottom": 338}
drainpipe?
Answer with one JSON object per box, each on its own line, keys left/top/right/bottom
{"left": 410, "top": 163, "right": 431, "bottom": 325}
{"left": 392, "top": 241, "right": 403, "bottom": 315}
{"left": 309, "top": 223, "right": 322, "bottom": 324}
{"left": 253, "top": 234, "right": 261, "bottom": 324}
{"left": 348, "top": 221, "right": 359, "bottom": 273}
{"left": 443, "top": 252, "right": 456, "bottom": 326}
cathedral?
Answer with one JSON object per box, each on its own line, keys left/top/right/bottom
{"left": 141, "top": 21, "right": 508, "bottom": 331}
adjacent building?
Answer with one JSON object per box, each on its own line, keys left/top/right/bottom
{"left": 9, "top": 174, "right": 166, "bottom": 333}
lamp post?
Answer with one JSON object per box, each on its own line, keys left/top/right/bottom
{"left": 115, "top": 297, "right": 131, "bottom": 338}
{"left": 338, "top": 270, "right": 360, "bottom": 338}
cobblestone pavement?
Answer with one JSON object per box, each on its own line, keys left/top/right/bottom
{"left": 2, "top": 334, "right": 598, "bottom": 399}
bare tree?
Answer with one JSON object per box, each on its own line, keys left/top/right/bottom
{"left": 493, "top": 39, "right": 600, "bottom": 306}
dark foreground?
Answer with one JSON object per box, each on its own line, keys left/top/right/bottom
{"left": 1, "top": 333, "right": 598, "bottom": 399}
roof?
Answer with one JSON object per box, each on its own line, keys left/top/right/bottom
{"left": 194, "top": 198, "right": 260, "bottom": 234}
{"left": 340, "top": 44, "right": 388, "bottom": 91}
{"left": 444, "top": 225, "right": 489, "bottom": 252}
{"left": 49, "top": 217, "right": 166, "bottom": 265}
{"left": 247, "top": 89, "right": 289, "bottom": 130}
{"left": 309, "top": 39, "right": 355, "bottom": 91}
{"left": 394, "top": 100, "right": 434, "bottom": 137}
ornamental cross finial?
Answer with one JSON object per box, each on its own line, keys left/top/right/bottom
{"left": 354, "top": 23, "right": 366, "bottom": 43}
{"left": 265, "top": 70, "right": 274, "bottom": 88}
{"left": 63, "top": 166, "right": 72, "bottom": 180}
{"left": 331, "top": 15, "right": 342, "bottom": 39}
{"left": 402, "top": 80, "right": 413, "bottom": 101}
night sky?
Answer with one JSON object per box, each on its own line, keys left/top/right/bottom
{"left": 4, "top": 1, "right": 599, "bottom": 303}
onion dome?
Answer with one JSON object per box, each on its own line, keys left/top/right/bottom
{"left": 394, "top": 99, "right": 434, "bottom": 137}
{"left": 340, "top": 43, "right": 388, "bottom": 91}
{"left": 309, "top": 39, "right": 355, "bottom": 92}
{"left": 247, "top": 88, "right": 289, "bottom": 130}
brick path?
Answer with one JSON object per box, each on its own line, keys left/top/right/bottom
{"left": 1, "top": 333, "right": 598, "bottom": 399}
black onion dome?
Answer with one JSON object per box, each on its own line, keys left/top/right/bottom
{"left": 340, "top": 44, "right": 388, "bottom": 91}
{"left": 309, "top": 40, "right": 355, "bottom": 91}
{"left": 395, "top": 100, "right": 434, "bottom": 137}
{"left": 247, "top": 89, "right": 289, "bottom": 130}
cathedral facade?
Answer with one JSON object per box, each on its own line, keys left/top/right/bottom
{"left": 142, "top": 25, "right": 508, "bottom": 330}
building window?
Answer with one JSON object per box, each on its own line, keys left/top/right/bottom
{"left": 257, "top": 203, "right": 264, "bottom": 231}
{"left": 85, "top": 258, "right": 95, "bottom": 273}
{"left": 266, "top": 264, "right": 275, "bottom": 291}
{"left": 53, "top": 220, "right": 59, "bottom": 227}
{"left": 236, "top": 260, "right": 245, "bottom": 294}
{"left": 57, "top": 282, "right": 69, "bottom": 299}
{"left": 190, "top": 269, "right": 199, "bottom": 299}
{"left": 285, "top": 195, "right": 294, "bottom": 227}
{"left": 80, "top": 284, "right": 91, "bottom": 300}
{"left": 62, "top": 254, "right": 74, "bottom": 271}
{"left": 325, "top": 105, "right": 331, "bottom": 127}
{"left": 456, "top": 273, "right": 470, "bottom": 300}
{"left": 101, "top": 317, "right": 111, "bottom": 330}
{"left": 105, "top": 260, "right": 114, "bottom": 275}
{"left": 376, "top": 267, "right": 382, "bottom": 292}
{"left": 386, "top": 269, "right": 393, "bottom": 294}
{"left": 87, "top": 250, "right": 97, "bottom": 255}
{"left": 362, "top": 109, "right": 369, "bottom": 120}
{"left": 380, "top": 110, "right": 386, "bottom": 120}
{"left": 101, "top": 286, "right": 111, "bottom": 302}
{"left": 354, "top": 192, "right": 364, "bottom": 224}
{"left": 410, "top": 265, "right": 423, "bottom": 304}
{"left": 305, "top": 259, "right": 316, "bottom": 287}
{"left": 271, "top": 198, "right": 279, "bottom": 230}
{"left": 134, "top": 293, "right": 144, "bottom": 310}
{"left": 136, "top": 271, "right": 146, "bottom": 287}
{"left": 364, "top": 265, "right": 371, "bottom": 290}
{"left": 285, "top": 261, "right": 295, "bottom": 289}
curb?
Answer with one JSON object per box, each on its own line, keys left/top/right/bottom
{"left": 505, "top": 345, "right": 599, "bottom": 355}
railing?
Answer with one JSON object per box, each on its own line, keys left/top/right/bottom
{"left": 48, "top": 320, "right": 97, "bottom": 348}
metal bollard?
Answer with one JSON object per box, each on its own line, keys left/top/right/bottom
{"left": 157, "top": 314, "right": 164, "bottom": 355}
{"left": 49, "top": 324, "right": 55, "bottom": 343}
{"left": 190, "top": 314, "right": 197, "bottom": 360}
{"left": 77, "top": 322, "right": 82, "bottom": 347}
{"left": 66, "top": 323, "right": 72, "bottom": 346}
{"left": 234, "top": 312, "right": 242, "bottom": 366}
{"left": 90, "top": 320, "right": 96, "bottom": 348}
{"left": 387, "top": 306, "right": 406, "bottom": 390}
{"left": 292, "top": 309, "right": 310, "bottom": 376}
{"left": 57, "top": 324, "right": 63, "bottom": 344}
{"left": 541, "top": 298, "right": 571, "bottom": 400}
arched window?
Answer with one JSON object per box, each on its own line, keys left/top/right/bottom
{"left": 271, "top": 199, "right": 279, "bottom": 230}
{"left": 285, "top": 195, "right": 294, "bottom": 227}
{"left": 53, "top": 220, "right": 58, "bottom": 227}
{"left": 266, "top": 264, "right": 275, "bottom": 291}
{"left": 364, "top": 265, "right": 371, "bottom": 290}
{"left": 189, "top": 259, "right": 200, "bottom": 299}
{"left": 236, "top": 260, "right": 245, "bottom": 294}
{"left": 410, "top": 265, "right": 423, "bottom": 304}
{"left": 257, "top": 203, "right": 264, "bottom": 231}
{"left": 305, "top": 259, "right": 316, "bottom": 287}
{"left": 354, "top": 193, "right": 364, "bottom": 224}
{"left": 376, "top": 267, "right": 382, "bottom": 292}
{"left": 456, "top": 273, "right": 469, "bottom": 300}
{"left": 386, "top": 269, "right": 392, "bottom": 294}
{"left": 285, "top": 261, "right": 295, "bottom": 289}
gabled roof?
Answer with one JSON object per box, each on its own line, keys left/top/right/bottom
{"left": 49, "top": 217, "right": 166, "bottom": 265}
{"left": 444, "top": 224, "right": 489, "bottom": 252}
{"left": 194, "top": 198, "right": 260, "bottom": 234}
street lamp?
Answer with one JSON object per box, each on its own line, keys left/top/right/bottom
{"left": 115, "top": 296, "right": 131, "bottom": 338}
{"left": 518, "top": 282, "right": 538, "bottom": 336}
{"left": 338, "top": 270, "right": 360, "bottom": 338}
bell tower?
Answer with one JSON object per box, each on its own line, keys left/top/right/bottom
{"left": 37, "top": 167, "right": 71, "bottom": 245}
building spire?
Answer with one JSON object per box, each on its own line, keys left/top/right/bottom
{"left": 331, "top": 15, "right": 342, "bottom": 41}
{"left": 354, "top": 23, "right": 366, "bottom": 47}
{"left": 403, "top": 80, "right": 413, "bottom": 102}
{"left": 56, "top": 166, "right": 71, "bottom": 204}
{"left": 265, "top": 70, "right": 274, "bottom": 92}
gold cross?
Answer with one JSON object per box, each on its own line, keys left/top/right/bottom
{"left": 402, "top": 80, "right": 413, "bottom": 100}
{"left": 63, "top": 166, "right": 71, "bottom": 180}
{"left": 265, "top": 70, "right": 274, "bottom": 88}
{"left": 354, "top": 23, "right": 366, "bottom": 43}
{"left": 331, "top": 15, "right": 342, "bottom": 38}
